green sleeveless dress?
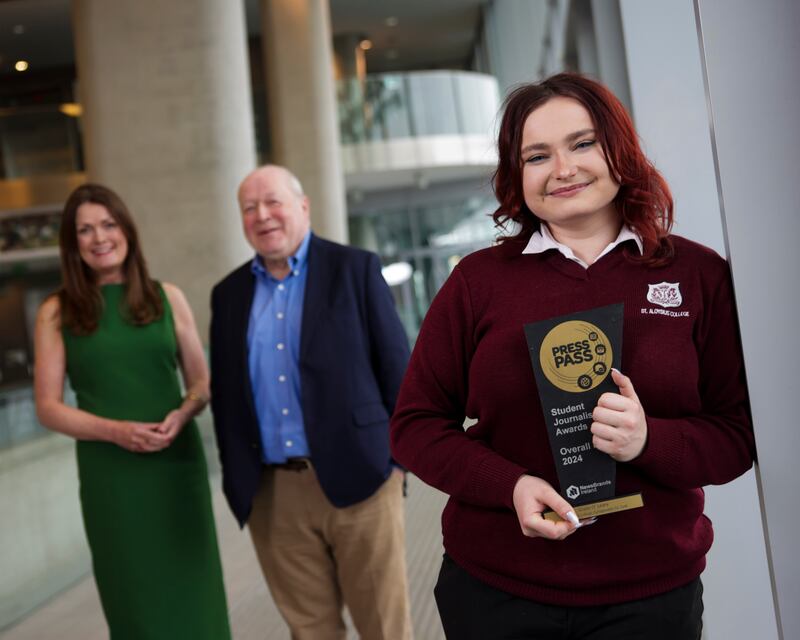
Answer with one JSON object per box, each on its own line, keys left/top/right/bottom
{"left": 63, "top": 284, "right": 231, "bottom": 640}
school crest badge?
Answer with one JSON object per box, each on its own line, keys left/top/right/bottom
{"left": 647, "top": 282, "right": 682, "bottom": 308}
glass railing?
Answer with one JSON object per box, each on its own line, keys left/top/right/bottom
{"left": 1, "top": 207, "right": 62, "bottom": 259}
{"left": 337, "top": 70, "right": 501, "bottom": 145}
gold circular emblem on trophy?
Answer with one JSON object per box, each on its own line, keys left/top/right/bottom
{"left": 538, "top": 320, "right": 612, "bottom": 392}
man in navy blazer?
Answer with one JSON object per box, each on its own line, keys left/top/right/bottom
{"left": 209, "top": 165, "right": 412, "bottom": 640}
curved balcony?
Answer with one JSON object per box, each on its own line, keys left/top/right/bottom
{"left": 338, "top": 70, "right": 501, "bottom": 192}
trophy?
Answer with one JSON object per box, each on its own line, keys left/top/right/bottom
{"left": 524, "top": 303, "right": 643, "bottom": 521}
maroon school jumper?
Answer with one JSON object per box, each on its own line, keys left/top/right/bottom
{"left": 391, "top": 234, "right": 754, "bottom": 606}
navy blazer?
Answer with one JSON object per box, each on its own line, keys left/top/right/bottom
{"left": 210, "top": 234, "right": 410, "bottom": 526}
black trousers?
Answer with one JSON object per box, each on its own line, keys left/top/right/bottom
{"left": 434, "top": 555, "right": 703, "bottom": 640}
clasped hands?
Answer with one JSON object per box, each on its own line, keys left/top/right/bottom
{"left": 513, "top": 369, "right": 647, "bottom": 540}
{"left": 114, "top": 408, "right": 191, "bottom": 453}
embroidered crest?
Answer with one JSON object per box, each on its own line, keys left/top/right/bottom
{"left": 647, "top": 282, "right": 682, "bottom": 308}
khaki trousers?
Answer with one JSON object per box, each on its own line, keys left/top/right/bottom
{"left": 248, "top": 465, "right": 413, "bottom": 640}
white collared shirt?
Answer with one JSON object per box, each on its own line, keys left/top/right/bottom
{"left": 522, "top": 224, "right": 643, "bottom": 268}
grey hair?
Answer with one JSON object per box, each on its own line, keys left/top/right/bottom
{"left": 261, "top": 164, "right": 304, "bottom": 196}
{"left": 240, "top": 164, "right": 305, "bottom": 200}
{"left": 285, "top": 171, "right": 304, "bottom": 197}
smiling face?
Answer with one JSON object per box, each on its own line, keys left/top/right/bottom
{"left": 520, "top": 96, "right": 620, "bottom": 234}
{"left": 75, "top": 202, "right": 129, "bottom": 284}
{"left": 238, "top": 166, "right": 310, "bottom": 272}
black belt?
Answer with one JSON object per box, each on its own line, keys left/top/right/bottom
{"left": 269, "top": 458, "right": 310, "bottom": 472}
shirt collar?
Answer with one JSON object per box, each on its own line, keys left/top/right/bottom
{"left": 522, "top": 224, "right": 643, "bottom": 268}
{"left": 251, "top": 230, "right": 312, "bottom": 278}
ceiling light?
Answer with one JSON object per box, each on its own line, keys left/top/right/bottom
{"left": 386, "top": 49, "right": 399, "bottom": 60}
{"left": 59, "top": 103, "right": 83, "bottom": 117}
{"left": 13, "top": 25, "right": 25, "bottom": 35}
{"left": 15, "top": 60, "right": 29, "bottom": 72}
{"left": 359, "top": 39, "right": 373, "bottom": 51}
{"left": 385, "top": 17, "right": 399, "bottom": 27}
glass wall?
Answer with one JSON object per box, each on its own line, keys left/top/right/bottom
{"left": 349, "top": 188, "right": 498, "bottom": 341}
{"left": 0, "top": 202, "right": 64, "bottom": 451}
{"left": 0, "top": 268, "right": 62, "bottom": 450}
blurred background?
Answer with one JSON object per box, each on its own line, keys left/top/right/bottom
{"left": 1, "top": 1, "right": 797, "bottom": 638}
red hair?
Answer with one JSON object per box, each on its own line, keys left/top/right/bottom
{"left": 492, "top": 73, "right": 674, "bottom": 265}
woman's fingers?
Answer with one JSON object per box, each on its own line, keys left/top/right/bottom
{"left": 127, "top": 422, "right": 170, "bottom": 452}
{"left": 591, "top": 371, "right": 648, "bottom": 462}
{"left": 610, "top": 368, "right": 640, "bottom": 402}
{"left": 513, "top": 475, "right": 585, "bottom": 540}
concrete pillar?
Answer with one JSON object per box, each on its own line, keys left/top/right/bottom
{"left": 571, "top": 3, "right": 600, "bottom": 80}
{"left": 261, "top": 0, "right": 348, "bottom": 243}
{"left": 589, "top": 0, "right": 632, "bottom": 113}
{"left": 72, "top": 0, "right": 257, "bottom": 337}
{"left": 333, "top": 34, "right": 367, "bottom": 146}
{"left": 333, "top": 33, "right": 366, "bottom": 83}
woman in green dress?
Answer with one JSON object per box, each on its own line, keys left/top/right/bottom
{"left": 33, "top": 183, "right": 231, "bottom": 639}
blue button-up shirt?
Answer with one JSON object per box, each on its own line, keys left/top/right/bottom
{"left": 247, "top": 231, "right": 311, "bottom": 464}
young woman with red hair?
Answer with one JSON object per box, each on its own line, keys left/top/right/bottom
{"left": 391, "top": 73, "right": 754, "bottom": 639}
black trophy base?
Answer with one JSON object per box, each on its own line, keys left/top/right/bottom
{"left": 543, "top": 492, "right": 644, "bottom": 522}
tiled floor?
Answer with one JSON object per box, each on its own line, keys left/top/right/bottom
{"left": 1, "top": 474, "right": 448, "bottom": 640}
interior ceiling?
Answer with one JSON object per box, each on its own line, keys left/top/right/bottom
{"left": 0, "top": 0, "right": 485, "bottom": 75}
{"left": 328, "top": 0, "right": 485, "bottom": 72}
{"left": 0, "top": 0, "right": 74, "bottom": 72}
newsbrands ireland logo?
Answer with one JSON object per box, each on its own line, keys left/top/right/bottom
{"left": 646, "top": 282, "right": 682, "bottom": 308}
{"left": 566, "top": 485, "right": 580, "bottom": 500}
{"left": 538, "top": 320, "right": 612, "bottom": 393}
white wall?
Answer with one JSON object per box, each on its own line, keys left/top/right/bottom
{"left": 619, "top": 1, "right": 777, "bottom": 638}
{"left": 694, "top": 1, "right": 800, "bottom": 637}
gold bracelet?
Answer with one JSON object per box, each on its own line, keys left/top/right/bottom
{"left": 185, "top": 391, "right": 204, "bottom": 404}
